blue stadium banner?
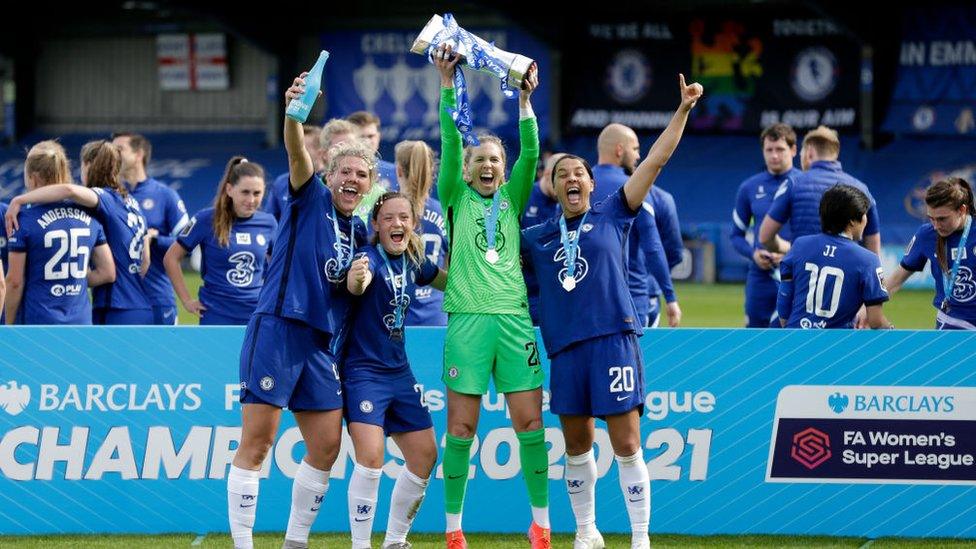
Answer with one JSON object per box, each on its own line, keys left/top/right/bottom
{"left": 320, "top": 26, "right": 551, "bottom": 147}
{"left": 2, "top": 328, "right": 975, "bottom": 537}
{"left": 882, "top": 6, "right": 976, "bottom": 137}
{"left": 565, "top": 13, "right": 860, "bottom": 134}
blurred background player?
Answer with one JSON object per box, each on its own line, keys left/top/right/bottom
{"left": 112, "top": 132, "right": 189, "bottom": 325}
{"left": 521, "top": 152, "right": 564, "bottom": 325}
{"left": 885, "top": 177, "right": 976, "bottom": 330}
{"left": 522, "top": 74, "right": 702, "bottom": 549}
{"left": 4, "top": 141, "right": 114, "bottom": 324}
{"left": 265, "top": 125, "right": 323, "bottom": 222}
{"left": 592, "top": 123, "right": 681, "bottom": 327}
{"left": 760, "top": 125, "right": 882, "bottom": 256}
{"left": 730, "top": 123, "right": 800, "bottom": 327}
{"left": 348, "top": 111, "right": 393, "bottom": 222}
{"left": 343, "top": 192, "right": 446, "bottom": 549}
{"left": 4, "top": 140, "right": 151, "bottom": 324}
{"left": 432, "top": 43, "right": 550, "bottom": 549}
{"left": 347, "top": 111, "right": 397, "bottom": 191}
{"left": 395, "top": 140, "right": 448, "bottom": 326}
{"left": 164, "top": 157, "right": 277, "bottom": 325}
{"left": 776, "top": 184, "right": 891, "bottom": 329}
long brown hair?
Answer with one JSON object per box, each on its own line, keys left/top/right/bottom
{"left": 370, "top": 192, "right": 425, "bottom": 267}
{"left": 926, "top": 177, "right": 975, "bottom": 273}
{"left": 213, "top": 156, "right": 266, "bottom": 247}
{"left": 81, "top": 140, "right": 126, "bottom": 197}
{"left": 394, "top": 140, "right": 434, "bottom": 219}
{"left": 25, "top": 141, "right": 72, "bottom": 187}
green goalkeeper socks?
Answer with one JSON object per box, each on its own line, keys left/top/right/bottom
{"left": 443, "top": 433, "right": 474, "bottom": 515}
{"left": 517, "top": 428, "right": 550, "bottom": 509}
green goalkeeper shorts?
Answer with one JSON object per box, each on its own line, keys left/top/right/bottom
{"left": 442, "top": 312, "right": 543, "bottom": 395}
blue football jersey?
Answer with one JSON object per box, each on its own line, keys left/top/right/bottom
{"left": 90, "top": 188, "right": 152, "bottom": 311}
{"left": 522, "top": 188, "right": 641, "bottom": 357}
{"left": 0, "top": 201, "right": 8, "bottom": 269}
{"left": 264, "top": 172, "right": 290, "bottom": 222}
{"left": 778, "top": 233, "right": 888, "bottom": 329}
{"left": 731, "top": 168, "right": 799, "bottom": 267}
{"left": 767, "top": 161, "right": 880, "bottom": 240}
{"left": 901, "top": 220, "right": 976, "bottom": 325}
{"left": 254, "top": 175, "right": 367, "bottom": 336}
{"left": 7, "top": 203, "right": 106, "bottom": 324}
{"left": 178, "top": 207, "right": 277, "bottom": 323}
{"left": 343, "top": 245, "right": 438, "bottom": 374}
{"left": 406, "top": 197, "right": 448, "bottom": 326}
{"left": 520, "top": 184, "right": 560, "bottom": 323}
{"left": 125, "top": 178, "right": 189, "bottom": 306}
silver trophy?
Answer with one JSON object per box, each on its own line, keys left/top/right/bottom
{"left": 411, "top": 14, "right": 535, "bottom": 92}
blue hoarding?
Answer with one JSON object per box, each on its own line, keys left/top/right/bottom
{"left": 2, "top": 328, "right": 976, "bottom": 537}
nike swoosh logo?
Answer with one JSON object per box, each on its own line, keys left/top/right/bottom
{"left": 354, "top": 518, "right": 370, "bottom": 522}
{"left": 616, "top": 395, "right": 629, "bottom": 401}
{"left": 534, "top": 469, "right": 546, "bottom": 475}
{"left": 568, "top": 490, "right": 583, "bottom": 494}
{"left": 310, "top": 507, "right": 320, "bottom": 512}
{"left": 628, "top": 498, "right": 644, "bottom": 503}
{"left": 448, "top": 474, "right": 465, "bottom": 480}
{"left": 239, "top": 504, "right": 256, "bottom": 508}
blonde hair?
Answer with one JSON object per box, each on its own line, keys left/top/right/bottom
{"left": 463, "top": 134, "right": 506, "bottom": 169}
{"left": 326, "top": 140, "right": 377, "bottom": 184}
{"left": 394, "top": 140, "right": 434, "bottom": 219}
{"left": 319, "top": 118, "right": 359, "bottom": 149}
{"left": 802, "top": 125, "right": 841, "bottom": 158}
{"left": 25, "top": 141, "right": 72, "bottom": 187}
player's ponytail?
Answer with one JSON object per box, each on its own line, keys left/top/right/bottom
{"left": 394, "top": 140, "right": 434, "bottom": 220}
{"left": 213, "top": 156, "right": 266, "bottom": 247}
{"left": 81, "top": 140, "right": 125, "bottom": 197}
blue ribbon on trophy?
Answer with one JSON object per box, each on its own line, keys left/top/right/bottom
{"left": 412, "top": 13, "right": 536, "bottom": 146}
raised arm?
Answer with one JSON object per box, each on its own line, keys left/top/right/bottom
{"left": 506, "top": 66, "right": 540, "bottom": 211}
{"left": 623, "top": 74, "right": 703, "bottom": 211}
{"left": 433, "top": 44, "right": 464, "bottom": 207}
{"left": 5, "top": 184, "right": 99, "bottom": 234}
{"left": 284, "top": 73, "right": 317, "bottom": 191}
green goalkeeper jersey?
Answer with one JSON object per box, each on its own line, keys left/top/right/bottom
{"left": 437, "top": 87, "right": 539, "bottom": 315}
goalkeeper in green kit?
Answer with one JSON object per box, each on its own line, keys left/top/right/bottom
{"left": 432, "top": 43, "right": 550, "bottom": 549}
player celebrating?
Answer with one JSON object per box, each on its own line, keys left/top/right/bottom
{"left": 343, "top": 192, "right": 446, "bottom": 549}
{"left": 4, "top": 141, "right": 114, "bottom": 324}
{"left": 776, "top": 185, "right": 891, "bottom": 329}
{"left": 226, "top": 72, "right": 369, "bottom": 549}
{"left": 522, "top": 74, "right": 702, "bottom": 549}
{"left": 885, "top": 177, "right": 976, "bottom": 330}
{"left": 164, "top": 157, "right": 277, "bottom": 325}
{"left": 432, "top": 43, "right": 549, "bottom": 548}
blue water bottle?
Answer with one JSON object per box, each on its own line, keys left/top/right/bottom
{"left": 286, "top": 50, "right": 330, "bottom": 123}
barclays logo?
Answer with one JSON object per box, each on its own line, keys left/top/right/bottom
{"left": 0, "top": 380, "right": 31, "bottom": 416}
{"left": 828, "top": 392, "right": 849, "bottom": 414}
